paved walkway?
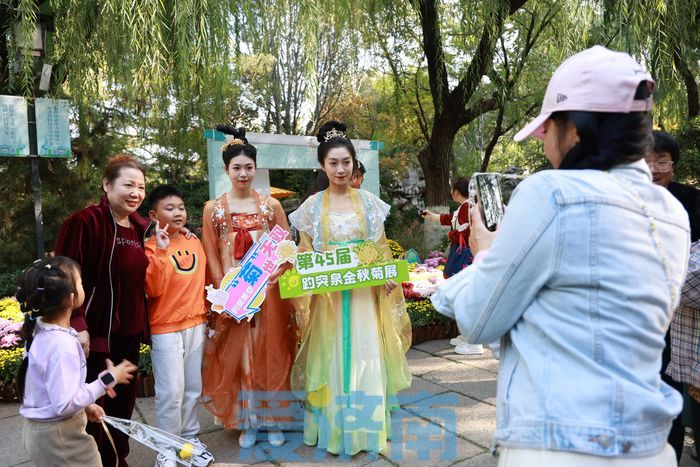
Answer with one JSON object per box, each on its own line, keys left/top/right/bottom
{"left": 1, "top": 339, "right": 696, "bottom": 466}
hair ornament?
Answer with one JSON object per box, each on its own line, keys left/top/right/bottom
{"left": 45, "top": 264, "right": 51, "bottom": 270}
{"left": 221, "top": 138, "right": 246, "bottom": 152}
{"left": 324, "top": 128, "right": 347, "bottom": 141}
{"left": 36, "top": 287, "right": 45, "bottom": 291}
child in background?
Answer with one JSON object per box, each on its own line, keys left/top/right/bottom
{"left": 421, "top": 177, "right": 483, "bottom": 355}
{"left": 145, "top": 185, "right": 209, "bottom": 467}
{"left": 18, "top": 256, "right": 137, "bottom": 467}
{"left": 350, "top": 160, "right": 366, "bottom": 189}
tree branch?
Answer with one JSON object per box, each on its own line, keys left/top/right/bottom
{"left": 414, "top": 0, "right": 449, "bottom": 112}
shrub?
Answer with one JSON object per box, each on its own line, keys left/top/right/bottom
{"left": 0, "top": 270, "right": 21, "bottom": 299}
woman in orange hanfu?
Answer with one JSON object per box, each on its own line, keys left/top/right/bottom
{"left": 201, "top": 127, "right": 296, "bottom": 449}
{"left": 289, "top": 121, "right": 412, "bottom": 456}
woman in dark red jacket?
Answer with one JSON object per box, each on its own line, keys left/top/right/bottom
{"left": 55, "top": 153, "right": 150, "bottom": 467}
{"left": 422, "top": 177, "right": 483, "bottom": 355}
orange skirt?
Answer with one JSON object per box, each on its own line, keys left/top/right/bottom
{"left": 201, "top": 283, "right": 297, "bottom": 429}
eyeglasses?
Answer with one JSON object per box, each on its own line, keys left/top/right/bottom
{"left": 645, "top": 160, "right": 674, "bottom": 172}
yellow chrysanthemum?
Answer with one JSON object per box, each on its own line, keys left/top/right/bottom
{"left": 0, "top": 297, "right": 23, "bottom": 323}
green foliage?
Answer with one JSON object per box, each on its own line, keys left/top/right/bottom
{"left": 675, "top": 117, "right": 700, "bottom": 186}
{"left": 0, "top": 272, "right": 21, "bottom": 298}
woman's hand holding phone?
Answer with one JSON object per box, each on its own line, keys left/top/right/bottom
{"left": 469, "top": 201, "right": 498, "bottom": 254}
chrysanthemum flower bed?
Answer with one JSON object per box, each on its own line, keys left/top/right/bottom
{"left": 389, "top": 244, "right": 459, "bottom": 344}
{"left": 0, "top": 297, "right": 23, "bottom": 400}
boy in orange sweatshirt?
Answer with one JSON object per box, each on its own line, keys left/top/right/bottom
{"left": 145, "top": 185, "right": 208, "bottom": 467}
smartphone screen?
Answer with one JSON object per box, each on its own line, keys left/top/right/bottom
{"left": 475, "top": 173, "right": 504, "bottom": 231}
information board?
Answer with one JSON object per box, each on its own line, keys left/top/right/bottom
{"left": 35, "top": 98, "right": 71, "bottom": 157}
{"left": 0, "top": 95, "right": 30, "bottom": 156}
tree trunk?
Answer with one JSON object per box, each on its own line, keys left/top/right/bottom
{"left": 673, "top": 50, "right": 700, "bottom": 118}
{"left": 418, "top": 118, "right": 459, "bottom": 205}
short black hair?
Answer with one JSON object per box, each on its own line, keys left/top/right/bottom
{"left": 652, "top": 130, "right": 680, "bottom": 163}
{"left": 353, "top": 160, "right": 366, "bottom": 175}
{"left": 451, "top": 177, "right": 469, "bottom": 197}
{"left": 148, "top": 184, "right": 184, "bottom": 210}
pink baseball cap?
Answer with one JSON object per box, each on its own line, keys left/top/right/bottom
{"left": 514, "top": 46, "right": 655, "bottom": 142}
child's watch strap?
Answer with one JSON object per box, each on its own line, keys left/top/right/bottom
{"left": 98, "top": 370, "right": 117, "bottom": 389}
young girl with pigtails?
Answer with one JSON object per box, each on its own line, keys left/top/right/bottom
{"left": 289, "top": 121, "right": 412, "bottom": 456}
{"left": 17, "top": 257, "right": 137, "bottom": 467}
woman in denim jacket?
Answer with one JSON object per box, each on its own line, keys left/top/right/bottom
{"left": 432, "top": 46, "right": 690, "bottom": 466}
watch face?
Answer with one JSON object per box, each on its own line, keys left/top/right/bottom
{"left": 101, "top": 372, "right": 116, "bottom": 385}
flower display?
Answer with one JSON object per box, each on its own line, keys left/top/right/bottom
{"left": 0, "top": 297, "right": 23, "bottom": 322}
{"left": 0, "top": 346, "right": 23, "bottom": 385}
{"left": 406, "top": 264, "right": 445, "bottom": 298}
{"left": 387, "top": 239, "right": 406, "bottom": 260}
{"left": 0, "top": 319, "right": 23, "bottom": 347}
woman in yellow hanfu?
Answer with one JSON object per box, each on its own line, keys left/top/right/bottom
{"left": 288, "top": 121, "right": 412, "bottom": 456}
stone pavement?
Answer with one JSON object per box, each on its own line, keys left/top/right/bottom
{"left": 1, "top": 339, "right": 696, "bottom": 466}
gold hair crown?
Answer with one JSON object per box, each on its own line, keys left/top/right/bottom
{"left": 324, "top": 128, "right": 347, "bottom": 141}
{"left": 221, "top": 138, "right": 246, "bottom": 151}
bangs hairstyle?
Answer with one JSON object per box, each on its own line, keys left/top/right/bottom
{"left": 316, "top": 120, "right": 357, "bottom": 165}
{"left": 218, "top": 125, "right": 257, "bottom": 167}
{"left": 554, "top": 81, "right": 653, "bottom": 171}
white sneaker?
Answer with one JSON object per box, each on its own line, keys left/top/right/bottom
{"left": 450, "top": 335, "right": 468, "bottom": 346}
{"left": 238, "top": 429, "right": 257, "bottom": 448}
{"left": 268, "top": 429, "right": 285, "bottom": 447}
{"left": 155, "top": 453, "right": 177, "bottom": 467}
{"left": 455, "top": 343, "right": 484, "bottom": 355}
{"left": 188, "top": 436, "right": 207, "bottom": 450}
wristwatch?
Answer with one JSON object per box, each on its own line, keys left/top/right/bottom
{"left": 98, "top": 370, "right": 117, "bottom": 389}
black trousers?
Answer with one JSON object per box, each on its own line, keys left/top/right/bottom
{"left": 85, "top": 333, "right": 141, "bottom": 467}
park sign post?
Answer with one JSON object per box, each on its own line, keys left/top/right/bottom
{"left": 0, "top": 95, "right": 72, "bottom": 258}
{"left": 278, "top": 241, "right": 409, "bottom": 298}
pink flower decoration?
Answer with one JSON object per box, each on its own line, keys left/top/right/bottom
{"left": 0, "top": 334, "right": 20, "bottom": 348}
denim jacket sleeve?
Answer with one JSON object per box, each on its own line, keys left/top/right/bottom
{"left": 432, "top": 174, "right": 560, "bottom": 344}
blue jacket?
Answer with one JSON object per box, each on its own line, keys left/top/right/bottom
{"left": 432, "top": 160, "right": 690, "bottom": 457}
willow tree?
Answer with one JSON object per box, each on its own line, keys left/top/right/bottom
{"left": 582, "top": 0, "right": 700, "bottom": 121}
{"left": 361, "top": 0, "right": 571, "bottom": 205}
{"left": 0, "top": 0, "right": 238, "bottom": 268}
